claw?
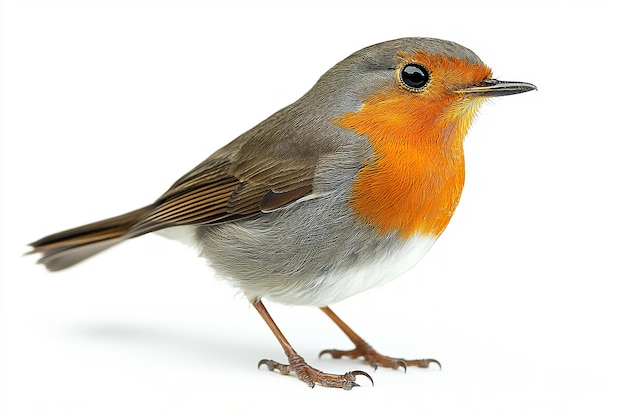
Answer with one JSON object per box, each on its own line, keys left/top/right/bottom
{"left": 427, "top": 358, "right": 442, "bottom": 370}
{"left": 350, "top": 370, "right": 374, "bottom": 387}
{"left": 395, "top": 360, "right": 408, "bottom": 373}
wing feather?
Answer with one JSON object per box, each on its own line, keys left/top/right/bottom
{"left": 126, "top": 151, "right": 319, "bottom": 236}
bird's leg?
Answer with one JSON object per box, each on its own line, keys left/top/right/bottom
{"left": 319, "top": 306, "right": 441, "bottom": 371}
{"left": 251, "top": 299, "right": 372, "bottom": 389}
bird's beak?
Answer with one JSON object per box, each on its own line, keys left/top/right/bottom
{"left": 455, "top": 78, "right": 537, "bottom": 97}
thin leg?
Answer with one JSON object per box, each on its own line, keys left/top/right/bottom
{"left": 319, "top": 306, "right": 441, "bottom": 370}
{"left": 251, "top": 299, "right": 372, "bottom": 389}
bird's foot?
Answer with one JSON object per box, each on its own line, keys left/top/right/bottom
{"left": 258, "top": 353, "right": 373, "bottom": 389}
{"left": 319, "top": 341, "right": 441, "bottom": 371}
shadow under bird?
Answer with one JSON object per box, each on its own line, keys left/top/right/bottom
{"left": 30, "top": 37, "right": 536, "bottom": 389}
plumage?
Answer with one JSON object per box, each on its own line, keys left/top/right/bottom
{"left": 29, "top": 37, "right": 535, "bottom": 388}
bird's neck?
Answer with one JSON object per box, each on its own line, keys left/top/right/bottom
{"left": 335, "top": 91, "right": 485, "bottom": 239}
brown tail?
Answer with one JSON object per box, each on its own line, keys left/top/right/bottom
{"left": 29, "top": 206, "right": 154, "bottom": 272}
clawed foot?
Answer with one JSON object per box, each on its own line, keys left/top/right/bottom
{"left": 258, "top": 353, "right": 373, "bottom": 389}
{"left": 319, "top": 341, "right": 441, "bottom": 371}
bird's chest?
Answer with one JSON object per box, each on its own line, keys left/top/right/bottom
{"left": 349, "top": 140, "right": 465, "bottom": 239}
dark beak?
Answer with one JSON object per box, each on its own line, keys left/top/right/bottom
{"left": 456, "top": 78, "right": 537, "bottom": 97}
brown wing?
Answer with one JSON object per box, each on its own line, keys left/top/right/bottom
{"left": 126, "top": 151, "right": 316, "bottom": 237}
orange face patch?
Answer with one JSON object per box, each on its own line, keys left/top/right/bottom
{"left": 335, "top": 51, "right": 491, "bottom": 238}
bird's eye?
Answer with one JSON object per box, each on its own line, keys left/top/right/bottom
{"left": 399, "top": 63, "right": 430, "bottom": 91}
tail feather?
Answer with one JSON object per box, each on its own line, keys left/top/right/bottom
{"left": 29, "top": 206, "right": 154, "bottom": 271}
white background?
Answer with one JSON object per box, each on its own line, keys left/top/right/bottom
{"left": 2, "top": 1, "right": 625, "bottom": 416}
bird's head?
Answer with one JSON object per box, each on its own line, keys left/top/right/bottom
{"left": 315, "top": 37, "right": 536, "bottom": 145}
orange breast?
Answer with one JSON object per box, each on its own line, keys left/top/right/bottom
{"left": 335, "top": 80, "right": 486, "bottom": 239}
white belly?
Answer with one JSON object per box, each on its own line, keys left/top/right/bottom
{"left": 271, "top": 233, "right": 438, "bottom": 306}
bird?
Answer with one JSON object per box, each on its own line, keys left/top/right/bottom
{"left": 29, "top": 37, "right": 536, "bottom": 389}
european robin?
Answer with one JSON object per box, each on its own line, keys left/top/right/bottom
{"left": 29, "top": 37, "right": 536, "bottom": 389}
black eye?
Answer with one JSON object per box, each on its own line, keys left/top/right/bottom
{"left": 400, "top": 63, "right": 430, "bottom": 90}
